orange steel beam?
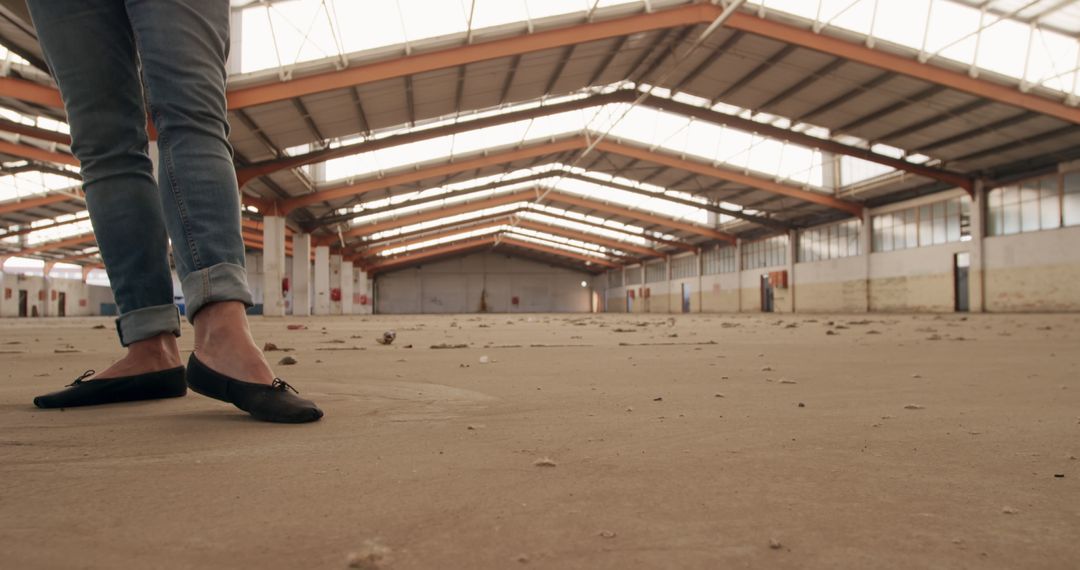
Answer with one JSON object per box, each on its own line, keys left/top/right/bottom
{"left": 635, "top": 93, "right": 975, "bottom": 192}
{"left": 235, "top": 93, "right": 627, "bottom": 186}
{"left": 335, "top": 186, "right": 727, "bottom": 245}
{"left": 0, "top": 139, "right": 78, "bottom": 167}
{"left": 514, "top": 218, "right": 662, "bottom": 258}
{"left": 366, "top": 236, "right": 497, "bottom": 273}
{"left": 285, "top": 135, "right": 856, "bottom": 220}
{"left": 0, "top": 191, "right": 81, "bottom": 215}
{"left": 240, "top": 89, "right": 971, "bottom": 195}
{"left": 542, "top": 190, "right": 735, "bottom": 243}
{"left": 0, "top": 76, "right": 64, "bottom": 109}
{"left": 241, "top": 217, "right": 296, "bottom": 236}
{"left": 7, "top": 232, "right": 96, "bottom": 257}
{"left": 0, "top": 118, "right": 71, "bottom": 145}
{"left": 722, "top": 10, "right": 1080, "bottom": 126}
{"left": 347, "top": 205, "right": 697, "bottom": 253}
{"left": 226, "top": 4, "right": 712, "bottom": 109}
{"left": 49, "top": 249, "right": 101, "bottom": 264}
{"left": 499, "top": 235, "right": 619, "bottom": 268}
{"left": 594, "top": 139, "right": 864, "bottom": 217}
{"left": 353, "top": 211, "right": 519, "bottom": 249}
{"left": 359, "top": 221, "right": 505, "bottom": 258}
{"left": 337, "top": 190, "right": 536, "bottom": 242}
{"left": 4, "top": 3, "right": 1076, "bottom": 125}
{"left": 280, "top": 137, "right": 585, "bottom": 214}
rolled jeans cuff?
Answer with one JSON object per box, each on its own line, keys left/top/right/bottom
{"left": 115, "top": 304, "right": 181, "bottom": 347}
{"left": 181, "top": 262, "right": 254, "bottom": 324}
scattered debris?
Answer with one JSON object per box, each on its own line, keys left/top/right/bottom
{"left": 516, "top": 554, "right": 530, "bottom": 564}
{"left": 376, "top": 331, "right": 396, "bottom": 345}
{"left": 91, "top": 324, "right": 106, "bottom": 330}
{"left": 761, "top": 366, "right": 773, "bottom": 372}
{"left": 431, "top": 343, "right": 469, "bottom": 349}
{"left": 714, "top": 393, "right": 724, "bottom": 398}
{"left": 479, "top": 355, "right": 491, "bottom": 364}
{"left": 911, "top": 373, "right": 922, "bottom": 379}
{"left": 904, "top": 404, "right": 925, "bottom": 410}
{"left": 346, "top": 539, "right": 391, "bottom": 569}
{"left": 533, "top": 457, "right": 557, "bottom": 467}
{"left": 54, "top": 349, "right": 81, "bottom": 354}
{"left": 779, "top": 379, "right": 797, "bottom": 384}
{"left": 1001, "top": 506, "right": 1019, "bottom": 515}
{"left": 927, "top": 334, "right": 942, "bottom": 341}
{"left": 1054, "top": 473, "right": 1065, "bottom": 478}
{"left": 278, "top": 356, "right": 298, "bottom": 365}
{"left": 286, "top": 324, "right": 307, "bottom": 330}
{"left": 263, "top": 342, "right": 279, "bottom": 351}
{"left": 599, "top": 530, "right": 617, "bottom": 539}
{"left": 769, "top": 538, "right": 783, "bottom": 550}
{"left": 798, "top": 402, "right": 805, "bottom": 408}
{"left": 466, "top": 425, "right": 484, "bottom": 431}
{"left": 826, "top": 330, "right": 838, "bottom": 336}
{"left": 653, "top": 396, "right": 663, "bottom": 401}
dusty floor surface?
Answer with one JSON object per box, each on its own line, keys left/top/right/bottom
{"left": 0, "top": 312, "right": 1078, "bottom": 569}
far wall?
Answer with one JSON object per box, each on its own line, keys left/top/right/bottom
{"left": 375, "top": 252, "right": 592, "bottom": 314}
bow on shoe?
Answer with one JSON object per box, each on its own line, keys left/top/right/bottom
{"left": 271, "top": 378, "right": 299, "bottom": 394}
{"left": 67, "top": 370, "right": 96, "bottom": 387}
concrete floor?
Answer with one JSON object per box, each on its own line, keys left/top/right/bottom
{"left": 1, "top": 313, "right": 1078, "bottom": 569}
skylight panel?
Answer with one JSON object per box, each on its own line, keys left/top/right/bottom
{"left": 377, "top": 225, "right": 502, "bottom": 257}
{"left": 504, "top": 230, "right": 614, "bottom": 260}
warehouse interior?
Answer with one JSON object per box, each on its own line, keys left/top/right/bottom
{"left": 1, "top": 1, "right": 1079, "bottom": 568}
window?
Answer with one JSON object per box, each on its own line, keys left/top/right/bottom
{"left": 608, "top": 270, "right": 623, "bottom": 288}
{"left": 645, "top": 260, "right": 667, "bottom": 283}
{"left": 799, "top": 219, "right": 860, "bottom": 262}
{"left": 988, "top": 173, "right": 1071, "bottom": 236}
{"left": 872, "top": 195, "right": 970, "bottom": 252}
{"left": 670, "top": 255, "right": 698, "bottom": 280}
{"left": 742, "top": 235, "right": 789, "bottom": 270}
{"left": 624, "top": 266, "right": 642, "bottom": 285}
{"left": 702, "top": 246, "right": 737, "bottom": 275}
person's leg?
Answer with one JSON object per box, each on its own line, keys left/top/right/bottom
{"left": 126, "top": 0, "right": 319, "bottom": 424}
{"left": 26, "top": 0, "right": 182, "bottom": 379}
{"left": 122, "top": 0, "right": 276, "bottom": 386}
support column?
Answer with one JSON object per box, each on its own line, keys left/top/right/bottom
{"left": 313, "top": 245, "right": 330, "bottom": 315}
{"left": 787, "top": 229, "right": 798, "bottom": 313}
{"left": 355, "top": 268, "right": 372, "bottom": 314}
{"left": 340, "top": 261, "right": 354, "bottom": 315}
{"left": 291, "top": 233, "right": 311, "bottom": 316}
{"left": 262, "top": 216, "right": 286, "bottom": 317}
{"left": 969, "top": 181, "right": 987, "bottom": 313}
{"left": 861, "top": 207, "right": 873, "bottom": 313}
{"left": 735, "top": 239, "right": 743, "bottom": 313}
{"left": 42, "top": 261, "right": 55, "bottom": 317}
{"left": 329, "top": 253, "right": 343, "bottom": 315}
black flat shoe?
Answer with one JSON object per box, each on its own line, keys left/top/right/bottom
{"left": 186, "top": 354, "right": 323, "bottom": 423}
{"left": 33, "top": 367, "right": 187, "bottom": 409}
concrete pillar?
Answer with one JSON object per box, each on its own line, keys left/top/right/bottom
{"left": 787, "top": 229, "right": 798, "bottom": 313}
{"left": 42, "top": 262, "right": 54, "bottom": 317}
{"left": 291, "top": 233, "right": 311, "bottom": 316}
{"left": 262, "top": 216, "right": 287, "bottom": 317}
{"left": 735, "top": 239, "right": 743, "bottom": 313}
{"left": 355, "top": 269, "right": 372, "bottom": 314}
{"left": 969, "top": 182, "right": 987, "bottom": 313}
{"left": 313, "top": 245, "right": 330, "bottom": 315}
{"left": 340, "top": 261, "right": 354, "bottom": 315}
{"left": 861, "top": 207, "right": 873, "bottom": 312}
{"left": 329, "top": 254, "right": 343, "bottom": 315}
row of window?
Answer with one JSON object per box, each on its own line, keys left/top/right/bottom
{"left": 670, "top": 255, "right": 698, "bottom": 280}
{"left": 799, "top": 219, "right": 860, "bottom": 262}
{"left": 987, "top": 172, "right": 1080, "bottom": 236}
{"left": 872, "top": 196, "right": 971, "bottom": 253}
{"left": 606, "top": 173, "right": 1077, "bottom": 285}
{"left": 702, "top": 245, "right": 738, "bottom": 275}
{"left": 645, "top": 260, "right": 667, "bottom": 283}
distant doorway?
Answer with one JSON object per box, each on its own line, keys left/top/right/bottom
{"left": 58, "top": 292, "right": 66, "bottom": 317}
{"left": 760, "top": 275, "right": 774, "bottom": 313}
{"left": 681, "top": 283, "right": 691, "bottom": 313}
{"left": 626, "top": 291, "right": 632, "bottom": 313}
{"left": 18, "top": 289, "right": 27, "bottom": 317}
{"left": 954, "top": 252, "right": 970, "bottom": 312}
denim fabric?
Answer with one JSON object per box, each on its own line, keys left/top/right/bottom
{"left": 26, "top": 0, "right": 253, "bottom": 345}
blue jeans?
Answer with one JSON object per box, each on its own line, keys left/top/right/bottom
{"left": 27, "top": 0, "right": 253, "bottom": 346}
